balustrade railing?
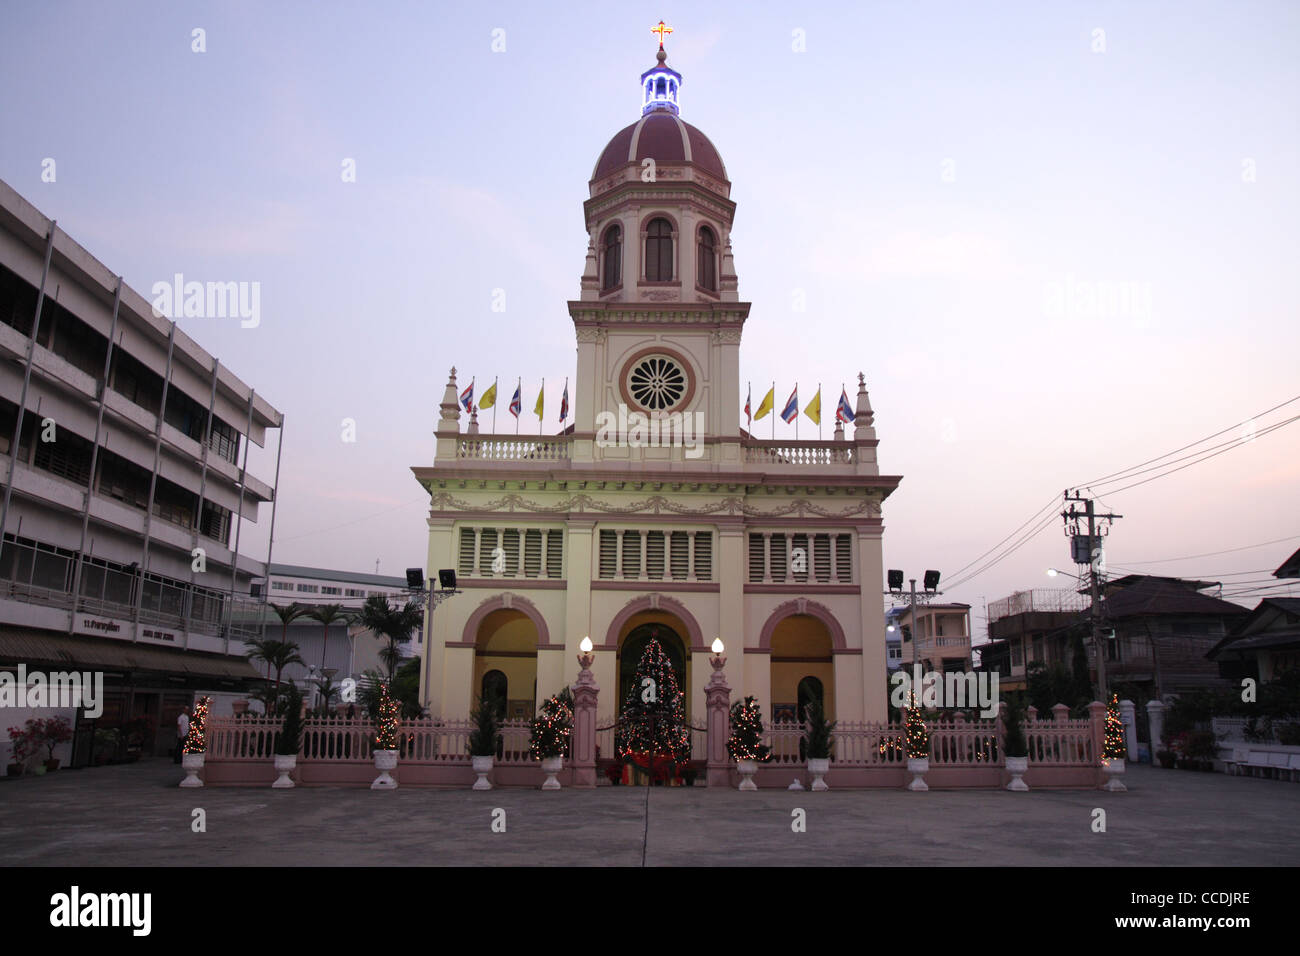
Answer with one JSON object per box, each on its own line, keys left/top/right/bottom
{"left": 743, "top": 441, "right": 855, "bottom": 466}
{"left": 455, "top": 436, "right": 571, "bottom": 462}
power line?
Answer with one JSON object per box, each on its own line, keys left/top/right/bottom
{"left": 1077, "top": 393, "right": 1300, "bottom": 487}
{"left": 943, "top": 509, "right": 1061, "bottom": 591}
{"left": 1107, "top": 534, "right": 1300, "bottom": 566}
{"left": 944, "top": 496, "right": 1060, "bottom": 582}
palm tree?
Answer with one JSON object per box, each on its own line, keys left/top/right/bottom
{"left": 254, "top": 640, "right": 304, "bottom": 714}
{"left": 309, "top": 602, "right": 349, "bottom": 677}
{"left": 312, "top": 674, "right": 343, "bottom": 715}
{"left": 355, "top": 595, "right": 424, "bottom": 681}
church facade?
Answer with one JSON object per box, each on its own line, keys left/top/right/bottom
{"left": 412, "top": 37, "right": 902, "bottom": 728}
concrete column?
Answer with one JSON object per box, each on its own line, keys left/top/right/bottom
{"left": 704, "top": 651, "right": 732, "bottom": 787}
{"left": 1088, "top": 700, "right": 1106, "bottom": 787}
{"left": 1119, "top": 699, "right": 1138, "bottom": 761}
{"left": 570, "top": 651, "right": 599, "bottom": 788}
{"left": 1146, "top": 699, "right": 1166, "bottom": 762}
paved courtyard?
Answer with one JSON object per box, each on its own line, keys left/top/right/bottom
{"left": 1, "top": 761, "right": 1295, "bottom": 866}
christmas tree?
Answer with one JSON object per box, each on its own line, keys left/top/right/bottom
{"left": 903, "top": 695, "right": 930, "bottom": 758}
{"left": 727, "top": 696, "right": 771, "bottom": 762}
{"left": 374, "top": 683, "right": 400, "bottom": 751}
{"left": 529, "top": 690, "right": 573, "bottom": 759}
{"left": 1103, "top": 693, "right": 1126, "bottom": 759}
{"left": 616, "top": 636, "right": 690, "bottom": 774}
{"left": 183, "top": 696, "right": 210, "bottom": 755}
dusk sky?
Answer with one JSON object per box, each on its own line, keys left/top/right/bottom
{"left": 3, "top": 2, "right": 1297, "bottom": 636}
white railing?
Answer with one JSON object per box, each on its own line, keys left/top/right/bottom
{"left": 455, "top": 437, "right": 571, "bottom": 462}
{"left": 744, "top": 441, "right": 854, "bottom": 466}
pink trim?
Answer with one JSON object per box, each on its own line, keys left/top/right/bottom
{"left": 599, "top": 594, "right": 704, "bottom": 651}
{"left": 591, "top": 581, "right": 719, "bottom": 593}
{"left": 461, "top": 593, "right": 550, "bottom": 647}
{"left": 757, "top": 599, "right": 847, "bottom": 651}
{"left": 744, "top": 583, "right": 860, "bottom": 594}
{"left": 457, "top": 578, "right": 567, "bottom": 590}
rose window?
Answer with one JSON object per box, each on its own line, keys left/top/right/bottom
{"left": 627, "top": 355, "right": 687, "bottom": 411}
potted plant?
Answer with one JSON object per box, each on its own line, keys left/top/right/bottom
{"left": 467, "top": 693, "right": 500, "bottom": 790}
{"left": 273, "top": 685, "right": 303, "bottom": 789}
{"left": 1184, "top": 730, "right": 1219, "bottom": 772}
{"left": 904, "top": 698, "right": 930, "bottom": 791}
{"left": 6, "top": 723, "right": 36, "bottom": 777}
{"left": 803, "top": 700, "right": 835, "bottom": 791}
{"left": 529, "top": 691, "right": 573, "bottom": 790}
{"left": 34, "top": 716, "right": 72, "bottom": 772}
{"left": 371, "top": 683, "right": 401, "bottom": 790}
{"left": 1101, "top": 694, "right": 1127, "bottom": 791}
{"left": 1003, "top": 699, "right": 1029, "bottom": 791}
{"left": 180, "top": 697, "right": 211, "bottom": 789}
{"left": 727, "top": 696, "right": 771, "bottom": 790}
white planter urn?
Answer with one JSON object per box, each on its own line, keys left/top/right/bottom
{"left": 471, "top": 755, "right": 494, "bottom": 791}
{"left": 540, "top": 755, "right": 563, "bottom": 790}
{"left": 1005, "top": 755, "right": 1029, "bottom": 792}
{"left": 906, "top": 756, "right": 930, "bottom": 791}
{"left": 272, "top": 754, "right": 297, "bottom": 789}
{"left": 372, "top": 749, "right": 399, "bottom": 790}
{"left": 1102, "top": 757, "right": 1127, "bottom": 791}
{"left": 737, "top": 759, "right": 758, "bottom": 791}
{"left": 807, "top": 757, "right": 830, "bottom": 791}
{"left": 179, "top": 752, "right": 204, "bottom": 788}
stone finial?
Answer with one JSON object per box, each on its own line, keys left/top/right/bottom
{"left": 833, "top": 419, "right": 844, "bottom": 442}
{"left": 467, "top": 406, "right": 479, "bottom": 435}
{"left": 437, "top": 366, "right": 461, "bottom": 436}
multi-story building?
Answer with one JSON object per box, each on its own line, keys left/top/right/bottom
{"left": 0, "top": 178, "right": 283, "bottom": 756}
{"left": 410, "top": 39, "right": 902, "bottom": 726}
{"left": 887, "top": 603, "right": 973, "bottom": 674}
{"left": 259, "top": 563, "right": 417, "bottom": 696}
{"left": 983, "top": 578, "right": 1248, "bottom": 698}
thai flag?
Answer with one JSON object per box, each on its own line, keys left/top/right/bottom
{"left": 508, "top": 383, "right": 522, "bottom": 418}
{"left": 744, "top": 386, "right": 751, "bottom": 423}
{"left": 836, "top": 387, "right": 855, "bottom": 424}
{"left": 780, "top": 386, "right": 798, "bottom": 424}
{"left": 459, "top": 380, "right": 474, "bottom": 413}
{"left": 559, "top": 382, "right": 569, "bottom": 422}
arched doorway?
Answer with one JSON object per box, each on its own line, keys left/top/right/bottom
{"left": 472, "top": 609, "right": 538, "bottom": 721}
{"left": 481, "top": 669, "right": 508, "bottom": 718}
{"left": 769, "top": 614, "right": 835, "bottom": 724}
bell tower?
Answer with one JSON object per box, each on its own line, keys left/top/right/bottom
{"left": 570, "top": 24, "right": 748, "bottom": 466}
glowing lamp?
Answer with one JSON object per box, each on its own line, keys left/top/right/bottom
{"left": 711, "top": 638, "right": 724, "bottom": 654}
{"left": 579, "top": 636, "right": 593, "bottom": 653}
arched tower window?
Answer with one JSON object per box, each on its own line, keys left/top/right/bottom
{"left": 601, "top": 224, "right": 622, "bottom": 291}
{"left": 645, "top": 218, "right": 673, "bottom": 282}
{"left": 697, "top": 226, "right": 718, "bottom": 291}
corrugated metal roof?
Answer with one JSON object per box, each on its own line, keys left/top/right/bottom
{"left": 267, "top": 563, "right": 409, "bottom": 588}
{"left": 0, "top": 628, "right": 261, "bottom": 679}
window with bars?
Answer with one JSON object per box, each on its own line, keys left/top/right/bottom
{"left": 596, "top": 529, "right": 713, "bottom": 582}
{"left": 457, "top": 527, "right": 564, "bottom": 579}
{"left": 748, "top": 532, "right": 854, "bottom": 583}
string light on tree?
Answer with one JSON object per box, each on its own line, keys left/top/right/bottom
{"left": 183, "top": 696, "right": 211, "bottom": 755}
{"left": 615, "top": 635, "right": 689, "bottom": 778}
{"left": 529, "top": 690, "right": 574, "bottom": 760}
{"left": 375, "top": 684, "right": 400, "bottom": 751}
{"left": 726, "top": 696, "right": 772, "bottom": 762}
{"left": 1103, "top": 693, "right": 1126, "bottom": 759}
{"left": 903, "top": 694, "right": 930, "bottom": 758}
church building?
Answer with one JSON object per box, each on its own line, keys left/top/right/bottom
{"left": 412, "top": 31, "right": 902, "bottom": 728}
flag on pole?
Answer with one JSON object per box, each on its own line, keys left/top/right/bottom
{"left": 804, "top": 387, "right": 821, "bottom": 426}
{"left": 459, "top": 379, "right": 474, "bottom": 414}
{"left": 744, "top": 383, "right": 752, "bottom": 429}
{"left": 559, "top": 379, "right": 569, "bottom": 422}
{"left": 508, "top": 382, "right": 522, "bottom": 417}
{"left": 780, "top": 385, "right": 799, "bottom": 424}
{"left": 754, "top": 385, "right": 775, "bottom": 420}
{"left": 836, "top": 386, "right": 855, "bottom": 424}
{"left": 534, "top": 380, "right": 544, "bottom": 421}
{"left": 479, "top": 380, "right": 497, "bottom": 410}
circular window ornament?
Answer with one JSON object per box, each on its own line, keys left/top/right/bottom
{"left": 626, "top": 353, "right": 689, "bottom": 412}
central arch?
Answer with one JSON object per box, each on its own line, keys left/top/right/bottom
{"left": 604, "top": 595, "right": 704, "bottom": 724}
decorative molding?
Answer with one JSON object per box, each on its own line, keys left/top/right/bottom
{"left": 591, "top": 581, "right": 720, "bottom": 593}
{"left": 599, "top": 593, "right": 705, "bottom": 650}
{"left": 427, "top": 490, "right": 880, "bottom": 519}
{"left": 575, "top": 327, "right": 608, "bottom": 343}
{"left": 757, "top": 599, "right": 848, "bottom": 651}
{"left": 461, "top": 592, "right": 550, "bottom": 647}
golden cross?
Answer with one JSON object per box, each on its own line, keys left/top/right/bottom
{"left": 651, "top": 20, "right": 673, "bottom": 48}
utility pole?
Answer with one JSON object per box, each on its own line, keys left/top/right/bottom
{"left": 1062, "top": 491, "right": 1122, "bottom": 701}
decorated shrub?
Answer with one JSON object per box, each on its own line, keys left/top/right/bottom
{"left": 727, "top": 696, "right": 771, "bottom": 763}
{"left": 529, "top": 691, "right": 573, "bottom": 760}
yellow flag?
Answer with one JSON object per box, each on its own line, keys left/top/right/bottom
{"left": 479, "top": 381, "right": 497, "bottom": 409}
{"left": 534, "top": 384, "right": 544, "bottom": 419}
{"left": 804, "top": 388, "right": 821, "bottom": 426}
{"left": 754, "top": 386, "right": 775, "bottom": 420}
